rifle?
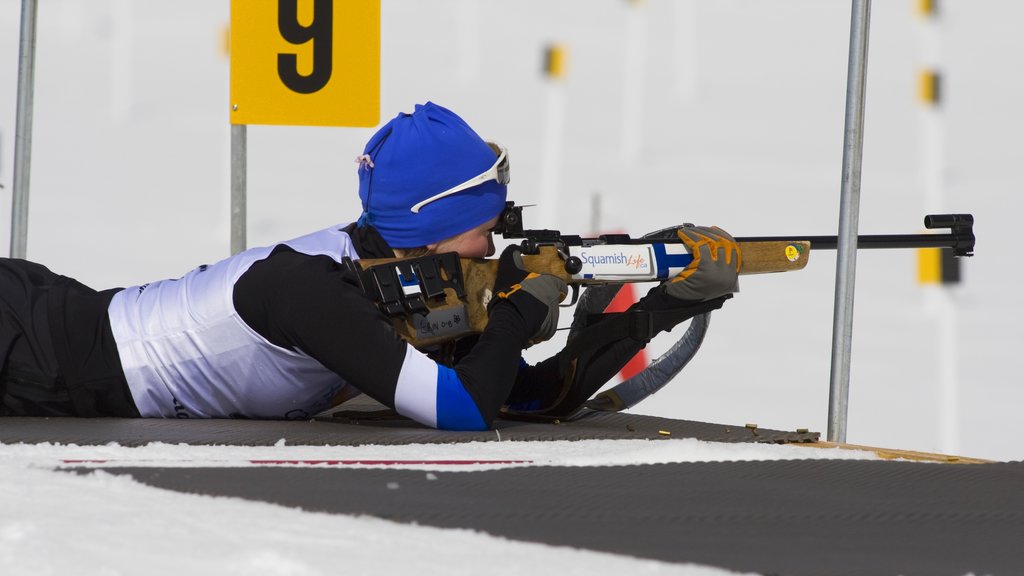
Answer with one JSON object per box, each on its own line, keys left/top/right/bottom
{"left": 349, "top": 203, "right": 975, "bottom": 349}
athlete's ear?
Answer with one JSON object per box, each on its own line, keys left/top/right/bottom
{"left": 425, "top": 243, "right": 438, "bottom": 253}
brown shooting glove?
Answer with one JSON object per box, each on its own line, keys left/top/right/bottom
{"left": 490, "top": 245, "right": 568, "bottom": 346}
{"left": 665, "top": 225, "right": 742, "bottom": 302}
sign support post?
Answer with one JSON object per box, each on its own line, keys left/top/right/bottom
{"left": 230, "top": 123, "right": 247, "bottom": 254}
{"left": 827, "top": 0, "right": 872, "bottom": 444}
{"left": 10, "top": 0, "right": 39, "bottom": 259}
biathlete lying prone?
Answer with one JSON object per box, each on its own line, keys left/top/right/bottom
{"left": 0, "top": 102, "right": 740, "bottom": 429}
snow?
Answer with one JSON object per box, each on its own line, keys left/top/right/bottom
{"left": 0, "top": 439, "right": 874, "bottom": 575}
{"left": 0, "top": 461, "right": 734, "bottom": 576}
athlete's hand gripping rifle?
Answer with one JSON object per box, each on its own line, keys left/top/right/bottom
{"left": 350, "top": 203, "right": 975, "bottom": 349}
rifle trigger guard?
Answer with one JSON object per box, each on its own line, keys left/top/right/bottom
{"left": 560, "top": 284, "right": 580, "bottom": 307}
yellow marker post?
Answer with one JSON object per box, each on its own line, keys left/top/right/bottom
{"left": 918, "top": 69, "right": 940, "bottom": 106}
{"left": 539, "top": 42, "right": 569, "bottom": 227}
{"left": 917, "top": 247, "right": 941, "bottom": 284}
{"left": 916, "top": 0, "right": 937, "bottom": 17}
{"left": 230, "top": 0, "right": 380, "bottom": 127}
{"left": 918, "top": 247, "right": 960, "bottom": 285}
{"left": 543, "top": 44, "right": 567, "bottom": 80}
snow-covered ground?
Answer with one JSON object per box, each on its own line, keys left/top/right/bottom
{"left": 0, "top": 437, "right": 880, "bottom": 469}
{"left": 0, "top": 439, "right": 875, "bottom": 576}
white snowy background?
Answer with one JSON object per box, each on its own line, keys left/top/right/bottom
{"left": 0, "top": 1, "right": 1020, "bottom": 573}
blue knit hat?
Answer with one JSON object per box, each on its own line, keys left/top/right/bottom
{"left": 356, "top": 102, "right": 508, "bottom": 248}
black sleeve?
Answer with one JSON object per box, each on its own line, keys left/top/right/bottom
{"left": 451, "top": 297, "right": 539, "bottom": 422}
{"left": 507, "top": 285, "right": 716, "bottom": 414}
{"left": 233, "top": 246, "right": 532, "bottom": 425}
{"left": 506, "top": 319, "right": 648, "bottom": 411}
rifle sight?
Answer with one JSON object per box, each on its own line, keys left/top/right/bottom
{"left": 493, "top": 201, "right": 525, "bottom": 237}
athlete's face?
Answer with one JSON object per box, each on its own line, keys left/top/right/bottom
{"left": 429, "top": 215, "right": 499, "bottom": 258}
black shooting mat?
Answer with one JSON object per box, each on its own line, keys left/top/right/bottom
{"left": 0, "top": 409, "right": 818, "bottom": 446}
{"left": 83, "top": 459, "right": 1024, "bottom": 576}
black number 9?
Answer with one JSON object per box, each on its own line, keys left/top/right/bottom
{"left": 277, "top": 0, "right": 333, "bottom": 94}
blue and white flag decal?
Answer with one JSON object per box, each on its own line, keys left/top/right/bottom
{"left": 651, "top": 243, "right": 693, "bottom": 279}
{"left": 396, "top": 266, "right": 421, "bottom": 297}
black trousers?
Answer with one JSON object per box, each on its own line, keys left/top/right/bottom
{"left": 0, "top": 259, "right": 138, "bottom": 417}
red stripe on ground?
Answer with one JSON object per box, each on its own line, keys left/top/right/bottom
{"left": 248, "top": 460, "right": 533, "bottom": 466}
{"left": 61, "top": 459, "right": 531, "bottom": 466}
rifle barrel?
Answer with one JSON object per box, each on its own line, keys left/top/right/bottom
{"left": 735, "top": 233, "right": 969, "bottom": 252}
{"left": 583, "top": 232, "right": 973, "bottom": 256}
{"left": 517, "top": 214, "right": 975, "bottom": 257}
{"left": 736, "top": 214, "right": 975, "bottom": 256}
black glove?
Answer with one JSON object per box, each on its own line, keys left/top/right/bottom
{"left": 489, "top": 245, "right": 568, "bottom": 346}
{"left": 664, "top": 225, "right": 741, "bottom": 302}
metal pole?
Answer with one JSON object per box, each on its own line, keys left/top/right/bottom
{"left": 230, "top": 123, "right": 247, "bottom": 254}
{"left": 10, "top": 0, "right": 39, "bottom": 259}
{"left": 827, "top": 0, "right": 872, "bottom": 443}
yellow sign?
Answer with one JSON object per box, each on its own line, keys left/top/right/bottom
{"left": 230, "top": 0, "right": 380, "bottom": 127}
